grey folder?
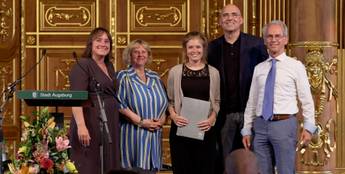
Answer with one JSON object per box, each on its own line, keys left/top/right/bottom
{"left": 176, "top": 97, "right": 210, "bottom": 140}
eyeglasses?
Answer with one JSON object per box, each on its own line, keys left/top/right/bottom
{"left": 265, "top": 34, "right": 285, "bottom": 41}
{"left": 221, "top": 12, "right": 241, "bottom": 19}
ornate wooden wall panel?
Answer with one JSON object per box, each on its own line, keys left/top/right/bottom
{"left": 0, "top": 0, "right": 343, "bottom": 173}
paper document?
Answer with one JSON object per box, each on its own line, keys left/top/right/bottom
{"left": 176, "top": 97, "right": 210, "bottom": 140}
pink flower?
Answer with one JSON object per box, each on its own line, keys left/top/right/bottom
{"left": 33, "top": 143, "right": 49, "bottom": 162}
{"left": 55, "top": 137, "right": 71, "bottom": 151}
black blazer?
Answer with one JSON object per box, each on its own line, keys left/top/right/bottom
{"left": 208, "top": 32, "right": 268, "bottom": 112}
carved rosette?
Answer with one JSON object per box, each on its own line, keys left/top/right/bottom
{"left": 117, "top": 35, "right": 127, "bottom": 46}
{"left": 26, "top": 35, "right": 35, "bottom": 45}
{"left": 40, "top": 2, "right": 95, "bottom": 31}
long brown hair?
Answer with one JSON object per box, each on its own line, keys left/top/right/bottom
{"left": 82, "top": 27, "right": 113, "bottom": 62}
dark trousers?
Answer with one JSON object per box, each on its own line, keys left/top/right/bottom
{"left": 214, "top": 112, "right": 244, "bottom": 174}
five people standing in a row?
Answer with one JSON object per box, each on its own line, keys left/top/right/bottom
{"left": 68, "top": 3, "right": 316, "bottom": 174}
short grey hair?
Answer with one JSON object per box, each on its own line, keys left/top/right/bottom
{"left": 122, "top": 39, "right": 152, "bottom": 66}
{"left": 262, "top": 20, "right": 288, "bottom": 38}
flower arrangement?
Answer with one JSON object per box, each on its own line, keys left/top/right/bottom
{"left": 8, "top": 107, "right": 78, "bottom": 174}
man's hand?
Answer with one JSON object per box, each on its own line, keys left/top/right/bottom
{"left": 242, "top": 135, "right": 251, "bottom": 150}
{"left": 300, "top": 129, "right": 312, "bottom": 147}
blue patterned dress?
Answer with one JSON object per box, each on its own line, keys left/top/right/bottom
{"left": 116, "top": 66, "right": 168, "bottom": 170}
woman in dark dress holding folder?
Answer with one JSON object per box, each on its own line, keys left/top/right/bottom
{"left": 167, "top": 31, "right": 220, "bottom": 174}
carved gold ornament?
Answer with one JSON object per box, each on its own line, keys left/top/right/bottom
{"left": 0, "top": 0, "right": 13, "bottom": 42}
{"left": 117, "top": 36, "right": 127, "bottom": 45}
{"left": 26, "top": 35, "right": 36, "bottom": 45}
{"left": 296, "top": 119, "right": 336, "bottom": 166}
{"left": 209, "top": 1, "right": 220, "bottom": 39}
{"left": 0, "top": 64, "right": 14, "bottom": 124}
{"left": 45, "top": 6, "right": 91, "bottom": 27}
{"left": 55, "top": 59, "right": 75, "bottom": 90}
{"left": 130, "top": 2, "right": 186, "bottom": 31}
{"left": 304, "top": 48, "right": 337, "bottom": 117}
{"left": 136, "top": 6, "right": 182, "bottom": 27}
{"left": 152, "top": 58, "right": 169, "bottom": 77}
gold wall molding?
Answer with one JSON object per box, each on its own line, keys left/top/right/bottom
{"left": 130, "top": 1, "right": 186, "bottom": 32}
{"left": 39, "top": 1, "right": 95, "bottom": 31}
{"left": 289, "top": 41, "right": 339, "bottom": 48}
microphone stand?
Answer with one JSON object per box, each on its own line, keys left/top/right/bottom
{"left": 0, "top": 49, "right": 46, "bottom": 173}
{"left": 94, "top": 81, "right": 112, "bottom": 174}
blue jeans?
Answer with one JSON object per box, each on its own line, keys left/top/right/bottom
{"left": 252, "top": 116, "right": 298, "bottom": 174}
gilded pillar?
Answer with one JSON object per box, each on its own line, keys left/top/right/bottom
{"left": 289, "top": 0, "right": 338, "bottom": 173}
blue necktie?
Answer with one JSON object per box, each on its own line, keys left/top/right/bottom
{"left": 262, "top": 59, "right": 277, "bottom": 120}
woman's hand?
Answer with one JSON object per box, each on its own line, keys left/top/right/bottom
{"left": 77, "top": 125, "right": 91, "bottom": 147}
{"left": 197, "top": 119, "right": 212, "bottom": 131}
{"left": 197, "top": 113, "right": 216, "bottom": 131}
{"left": 153, "top": 116, "right": 166, "bottom": 130}
{"left": 170, "top": 114, "right": 189, "bottom": 127}
{"left": 72, "top": 107, "right": 90, "bottom": 147}
{"left": 141, "top": 119, "right": 162, "bottom": 131}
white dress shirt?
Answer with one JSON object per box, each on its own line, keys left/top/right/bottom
{"left": 241, "top": 52, "right": 317, "bottom": 136}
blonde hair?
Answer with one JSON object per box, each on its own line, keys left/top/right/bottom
{"left": 182, "top": 31, "right": 208, "bottom": 63}
{"left": 122, "top": 39, "right": 153, "bottom": 66}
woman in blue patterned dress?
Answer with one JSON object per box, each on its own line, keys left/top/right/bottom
{"left": 116, "top": 39, "right": 168, "bottom": 174}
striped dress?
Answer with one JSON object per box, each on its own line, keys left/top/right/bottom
{"left": 116, "top": 66, "right": 168, "bottom": 170}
